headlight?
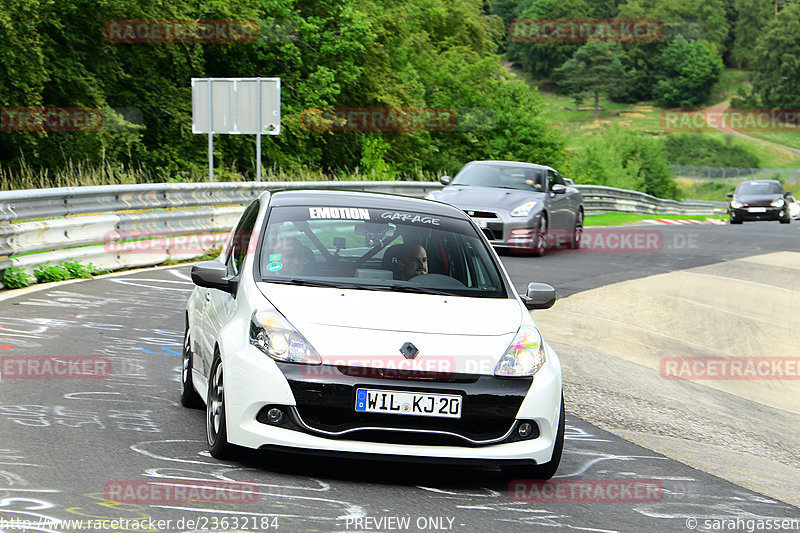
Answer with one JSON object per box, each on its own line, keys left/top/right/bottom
{"left": 731, "top": 200, "right": 743, "bottom": 209}
{"left": 249, "top": 310, "right": 321, "bottom": 365}
{"left": 494, "top": 326, "right": 546, "bottom": 377}
{"left": 771, "top": 198, "right": 785, "bottom": 207}
{"left": 510, "top": 201, "right": 540, "bottom": 217}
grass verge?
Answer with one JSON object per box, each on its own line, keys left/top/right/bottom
{"left": 585, "top": 213, "right": 727, "bottom": 227}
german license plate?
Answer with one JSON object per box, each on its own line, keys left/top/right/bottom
{"left": 748, "top": 207, "right": 767, "bottom": 213}
{"left": 355, "top": 388, "right": 462, "bottom": 418}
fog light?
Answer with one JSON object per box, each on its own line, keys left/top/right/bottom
{"left": 518, "top": 422, "right": 533, "bottom": 438}
{"left": 266, "top": 408, "right": 284, "bottom": 424}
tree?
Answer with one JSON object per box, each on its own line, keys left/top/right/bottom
{"left": 730, "top": 0, "right": 773, "bottom": 68}
{"left": 553, "top": 41, "right": 629, "bottom": 121}
{"left": 751, "top": 3, "right": 800, "bottom": 108}
{"left": 573, "top": 125, "right": 680, "bottom": 199}
{"left": 652, "top": 35, "right": 723, "bottom": 107}
{"left": 505, "top": 0, "right": 592, "bottom": 78}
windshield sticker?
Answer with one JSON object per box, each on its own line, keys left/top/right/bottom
{"left": 268, "top": 253, "right": 281, "bottom": 261}
{"left": 380, "top": 212, "right": 441, "bottom": 225}
{"left": 266, "top": 261, "right": 283, "bottom": 272}
{"left": 309, "top": 207, "right": 370, "bottom": 220}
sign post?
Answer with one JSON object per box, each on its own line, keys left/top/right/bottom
{"left": 192, "top": 77, "right": 280, "bottom": 182}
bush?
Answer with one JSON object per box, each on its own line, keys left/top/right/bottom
{"left": 33, "top": 262, "right": 72, "bottom": 283}
{"left": 653, "top": 36, "right": 723, "bottom": 108}
{"left": 60, "top": 258, "right": 95, "bottom": 279}
{"left": 1, "top": 266, "right": 33, "bottom": 289}
{"left": 573, "top": 125, "right": 680, "bottom": 199}
{"left": 663, "top": 134, "right": 760, "bottom": 168}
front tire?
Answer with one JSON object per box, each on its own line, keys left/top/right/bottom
{"left": 730, "top": 217, "right": 743, "bottom": 225}
{"left": 206, "top": 353, "right": 237, "bottom": 459}
{"left": 532, "top": 215, "right": 548, "bottom": 257}
{"left": 501, "top": 395, "right": 565, "bottom": 480}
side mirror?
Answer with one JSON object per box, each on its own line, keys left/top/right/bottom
{"left": 191, "top": 261, "right": 236, "bottom": 294}
{"left": 440, "top": 175, "right": 452, "bottom": 186}
{"left": 727, "top": 192, "right": 734, "bottom": 198}
{"left": 551, "top": 184, "right": 567, "bottom": 195}
{"left": 521, "top": 282, "right": 556, "bottom": 310}
{"left": 784, "top": 191, "right": 793, "bottom": 197}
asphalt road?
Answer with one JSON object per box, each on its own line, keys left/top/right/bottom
{"left": 1, "top": 222, "right": 798, "bottom": 533}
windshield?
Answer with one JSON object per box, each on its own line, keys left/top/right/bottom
{"left": 258, "top": 205, "right": 509, "bottom": 298}
{"left": 736, "top": 181, "right": 784, "bottom": 195}
{"left": 451, "top": 163, "right": 545, "bottom": 191}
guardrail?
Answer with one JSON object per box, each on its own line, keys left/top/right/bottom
{"left": 0, "top": 181, "right": 726, "bottom": 288}
{"left": 671, "top": 165, "right": 800, "bottom": 183}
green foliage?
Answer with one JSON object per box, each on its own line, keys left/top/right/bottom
{"left": 198, "top": 246, "right": 223, "bottom": 261}
{"left": 573, "top": 125, "right": 680, "bottom": 199}
{"left": 752, "top": 3, "right": 800, "bottom": 108}
{"left": 33, "top": 262, "right": 71, "bottom": 283}
{"left": 730, "top": 0, "right": 773, "bottom": 68}
{"left": 653, "top": 36, "right": 723, "bottom": 107}
{"left": 1, "top": 266, "right": 33, "bottom": 289}
{"left": 0, "top": 0, "right": 566, "bottom": 184}
{"left": 60, "top": 258, "right": 98, "bottom": 279}
{"left": 505, "top": 0, "right": 592, "bottom": 78}
{"left": 663, "top": 134, "right": 760, "bottom": 167}
{"left": 29, "top": 258, "right": 104, "bottom": 285}
{"left": 554, "top": 41, "right": 630, "bottom": 120}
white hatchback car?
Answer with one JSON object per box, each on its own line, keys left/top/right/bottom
{"left": 183, "top": 190, "right": 564, "bottom": 479}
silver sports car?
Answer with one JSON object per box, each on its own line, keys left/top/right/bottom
{"left": 427, "top": 161, "right": 584, "bottom": 255}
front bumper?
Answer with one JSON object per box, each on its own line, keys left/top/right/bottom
{"left": 223, "top": 344, "right": 562, "bottom": 465}
{"left": 730, "top": 206, "right": 787, "bottom": 221}
{"left": 470, "top": 211, "right": 541, "bottom": 249}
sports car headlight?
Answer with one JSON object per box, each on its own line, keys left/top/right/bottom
{"left": 249, "top": 310, "right": 321, "bottom": 365}
{"left": 494, "top": 326, "right": 546, "bottom": 377}
{"left": 771, "top": 198, "right": 785, "bottom": 207}
{"left": 510, "top": 201, "right": 540, "bottom": 217}
{"left": 731, "top": 200, "right": 743, "bottom": 209}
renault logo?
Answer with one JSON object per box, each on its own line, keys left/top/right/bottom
{"left": 399, "top": 342, "right": 419, "bottom": 359}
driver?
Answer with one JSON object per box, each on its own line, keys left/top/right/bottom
{"left": 265, "top": 237, "right": 311, "bottom": 275}
{"left": 396, "top": 244, "right": 428, "bottom": 281}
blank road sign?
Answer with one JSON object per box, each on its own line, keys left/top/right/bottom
{"left": 192, "top": 78, "right": 280, "bottom": 135}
